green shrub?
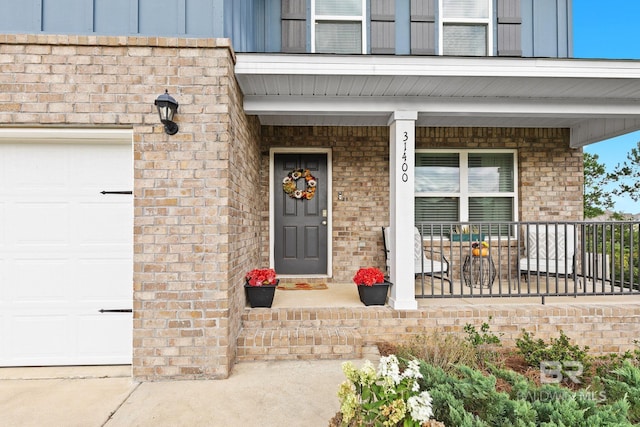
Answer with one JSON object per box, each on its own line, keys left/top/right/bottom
{"left": 418, "top": 361, "right": 635, "bottom": 426}
{"left": 515, "top": 329, "right": 591, "bottom": 385}
{"left": 463, "top": 317, "right": 503, "bottom": 347}
{"left": 594, "top": 340, "right": 640, "bottom": 377}
{"left": 463, "top": 317, "right": 503, "bottom": 368}
{"left": 394, "top": 332, "right": 478, "bottom": 373}
{"left": 598, "top": 361, "right": 640, "bottom": 423}
{"left": 370, "top": 332, "right": 640, "bottom": 426}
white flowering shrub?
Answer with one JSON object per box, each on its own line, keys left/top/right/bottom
{"left": 337, "top": 355, "right": 435, "bottom": 426}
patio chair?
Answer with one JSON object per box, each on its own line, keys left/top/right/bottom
{"left": 382, "top": 226, "right": 452, "bottom": 293}
{"left": 519, "top": 224, "right": 576, "bottom": 285}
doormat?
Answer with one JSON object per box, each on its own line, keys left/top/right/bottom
{"left": 277, "top": 283, "right": 328, "bottom": 291}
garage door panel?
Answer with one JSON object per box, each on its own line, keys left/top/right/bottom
{"left": 78, "top": 203, "right": 132, "bottom": 245}
{"left": 9, "top": 203, "right": 70, "bottom": 245}
{"left": 0, "top": 259, "right": 5, "bottom": 300}
{"left": 76, "top": 259, "right": 132, "bottom": 300}
{"left": 0, "top": 136, "right": 132, "bottom": 367}
{"left": 0, "top": 201, "right": 5, "bottom": 246}
{"left": 77, "top": 314, "right": 132, "bottom": 361}
{"left": 0, "top": 315, "right": 5, "bottom": 360}
{"left": 74, "top": 145, "right": 132, "bottom": 188}
{"left": 11, "top": 259, "right": 71, "bottom": 302}
{"left": 8, "top": 314, "right": 71, "bottom": 362}
{"left": 6, "top": 145, "right": 69, "bottom": 189}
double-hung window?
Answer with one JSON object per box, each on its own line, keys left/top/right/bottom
{"left": 439, "top": 0, "right": 493, "bottom": 56}
{"left": 311, "top": 0, "right": 367, "bottom": 54}
{"left": 415, "top": 150, "right": 517, "bottom": 234}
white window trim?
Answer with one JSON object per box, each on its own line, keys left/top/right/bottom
{"left": 310, "top": 0, "right": 367, "bottom": 54}
{"left": 437, "top": 0, "right": 494, "bottom": 56}
{"left": 415, "top": 148, "right": 518, "bottom": 222}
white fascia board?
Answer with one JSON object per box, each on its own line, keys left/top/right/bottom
{"left": 235, "top": 54, "right": 640, "bottom": 80}
{"left": 243, "top": 95, "right": 640, "bottom": 117}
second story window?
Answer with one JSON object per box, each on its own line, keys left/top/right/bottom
{"left": 439, "top": 0, "right": 492, "bottom": 56}
{"left": 312, "top": 0, "right": 367, "bottom": 54}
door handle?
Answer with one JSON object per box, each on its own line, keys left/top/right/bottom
{"left": 321, "top": 220, "right": 327, "bottom": 225}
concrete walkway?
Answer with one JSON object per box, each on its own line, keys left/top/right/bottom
{"left": 0, "top": 358, "right": 375, "bottom": 427}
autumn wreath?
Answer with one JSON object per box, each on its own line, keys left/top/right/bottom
{"left": 282, "top": 168, "right": 317, "bottom": 200}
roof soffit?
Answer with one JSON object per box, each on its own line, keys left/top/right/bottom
{"left": 235, "top": 54, "right": 640, "bottom": 147}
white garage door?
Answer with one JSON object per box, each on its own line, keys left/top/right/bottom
{"left": 0, "top": 130, "right": 133, "bottom": 366}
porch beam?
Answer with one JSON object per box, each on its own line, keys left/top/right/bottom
{"left": 243, "top": 95, "right": 640, "bottom": 117}
{"left": 388, "top": 111, "right": 418, "bottom": 310}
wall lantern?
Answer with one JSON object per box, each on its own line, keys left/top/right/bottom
{"left": 154, "top": 90, "right": 179, "bottom": 135}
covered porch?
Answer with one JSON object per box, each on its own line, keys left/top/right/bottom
{"left": 236, "top": 53, "right": 640, "bottom": 309}
{"left": 239, "top": 219, "right": 640, "bottom": 362}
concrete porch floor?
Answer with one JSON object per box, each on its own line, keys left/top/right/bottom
{"left": 270, "top": 281, "right": 640, "bottom": 308}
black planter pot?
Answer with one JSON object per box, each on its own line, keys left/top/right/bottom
{"left": 357, "top": 281, "right": 391, "bottom": 306}
{"left": 245, "top": 280, "right": 278, "bottom": 308}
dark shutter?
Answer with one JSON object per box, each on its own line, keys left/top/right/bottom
{"left": 371, "top": 0, "right": 395, "bottom": 54}
{"left": 281, "top": 0, "right": 306, "bottom": 53}
{"left": 410, "top": 0, "right": 436, "bottom": 55}
{"left": 497, "top": 0, "right": 522, "bottom": 56}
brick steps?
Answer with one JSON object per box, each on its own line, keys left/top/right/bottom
{"left": 236, "top": 326, "right": 363, "bottom": 362}
{"left": 236, "top": 307, "right": 395, "bottom": 362}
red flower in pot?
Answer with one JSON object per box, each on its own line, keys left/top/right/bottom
{"left": 245, "top": 268, "right": 277, "bottom": 286}
{"left": 353, "top": 267, "right": 385, "bottom": 287}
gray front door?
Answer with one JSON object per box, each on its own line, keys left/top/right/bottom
{"left": 274, "top": 153, "right": 328, "bottom": 275}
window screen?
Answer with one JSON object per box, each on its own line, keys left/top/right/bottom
{"left": 443, "top": 25, "right": 487, "bottom": 56}
{"left": 315, "top": 22, "right": 362, "bottom": 53}
{"left": 443, "top": 0, "right": 489, "bottom": 19}
{"left": 315, "top": 0, "right": 362, "bottom": 16}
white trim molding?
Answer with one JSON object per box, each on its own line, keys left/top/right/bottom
{"left": 0, "top": 128, "right": 133, "bottom": 144}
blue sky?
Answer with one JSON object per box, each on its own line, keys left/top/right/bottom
{"left": 574, "top": 1, "right": 640, "bottom": 213}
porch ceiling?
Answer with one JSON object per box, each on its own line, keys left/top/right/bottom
{"left": 234, "top": 54, "right": 640, "bottom": 147}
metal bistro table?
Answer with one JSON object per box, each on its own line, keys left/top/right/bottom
{"left": 462, "top": 254, "right": 497, "bottom": 288}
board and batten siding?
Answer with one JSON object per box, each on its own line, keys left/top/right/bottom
{"left": 0, "top": 0, "right": 225, "bottom": 37}
{"left": 521, "top": 0, "right": 572, "bottom": 58}
{"left": 0, "top": 0, "right": 571, "bottom": 58}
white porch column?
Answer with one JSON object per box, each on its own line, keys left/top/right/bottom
{"left": 388, "top": 111, "right": 418, "bottom": 310}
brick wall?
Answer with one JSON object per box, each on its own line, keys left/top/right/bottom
{"left": 227, "top": 68, "right": 262, "bottom": 369}
{"left": 245, "top": 303, "right": 640, "bottom": 356}
{"left": 261, "top": 126, "right": 583, "bottom": 282}
{"left": 0, "top": 35, "right": 261, "bottom": 380}
{"left": 416, "top": 127, "right": 583, "bottom": 221}
{"left": 380, "top": 303, "right": 640, "bottom": 354}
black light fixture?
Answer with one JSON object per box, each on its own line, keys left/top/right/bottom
{"left": 154, "top": 90, "right": 179, "bottom": 135}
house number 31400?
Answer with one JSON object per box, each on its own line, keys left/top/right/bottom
{"left": 401, "top": 131, "right": 409, "bottom": 182}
